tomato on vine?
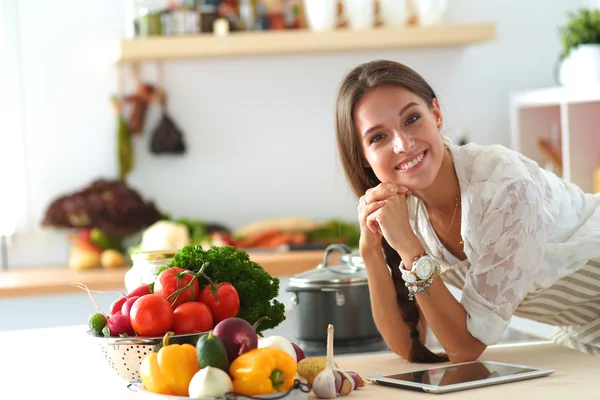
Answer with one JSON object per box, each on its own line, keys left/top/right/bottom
{"left": 199, "top": 282, "right": 240, "bottom": 324}
{"left": 153, "top": 266, "right": 200, "bottom": 308}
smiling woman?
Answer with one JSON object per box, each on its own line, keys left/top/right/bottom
{"left": 334, "top": 60, "right": 600, "bottom": 364}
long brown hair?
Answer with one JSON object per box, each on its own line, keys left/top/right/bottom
{"left": 335, "top": 60, "right": 448, "bottom": 363}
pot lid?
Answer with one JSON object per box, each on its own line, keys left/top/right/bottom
{"left": 289, "top": 244, "right": 366, "bottom": 286}
{"left": 340, "top": 253, "right": 364, "bottom": 268}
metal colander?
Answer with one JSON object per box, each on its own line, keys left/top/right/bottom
{"left": 88, "top": 331, "right": 202, "bottom": 383}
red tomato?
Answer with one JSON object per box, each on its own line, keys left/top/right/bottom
{"left": 172, "top": 302, "right": 214, "bottom": 335}
{"left": 153, "top": 267, "right": 200, "bottom": 309}
{"left": 130, "top": 294, "right": 174, "bottom": 337}
{"left": 199, "top": 283, "right": 240, "bottom": 324}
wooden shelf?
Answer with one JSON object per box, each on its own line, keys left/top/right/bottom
{"left": 0, "top": 250, "right": 337, "bottom": 298}
{"left": 115, "top": 23, "right": 496, "bottom": 63}
{"left": 510, "top": 84, "right": 600, "bottom": 108}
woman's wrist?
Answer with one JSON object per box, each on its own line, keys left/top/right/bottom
{"left": 396, "top": 237, "right": 426, "bottom": 270}
{"left": 359, "top": 246, "right": 386, "bottom": 264}
{"left": 391, "top": 230, "right": 423, "bottom": 258}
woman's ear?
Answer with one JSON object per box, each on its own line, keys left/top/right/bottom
{"left": 431, "top": 98, "right": 443, "bottom": 131}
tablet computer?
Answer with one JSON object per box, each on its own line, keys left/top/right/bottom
{"left": 367, "top": 360, "right": 555, "bottom": 394}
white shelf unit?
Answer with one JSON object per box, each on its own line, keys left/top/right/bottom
{"left": 510, "top": 85, "right": 600, "bottom": 194}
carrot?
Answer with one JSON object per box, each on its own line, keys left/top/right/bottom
{"left": 258, "top": 232, "right": 296, "bottom": 248}
{"left": 292, "top": 233, "right": 307, "bottom": 245}
{"left": 237, "top": 229, "right": 282, "bottom": 248}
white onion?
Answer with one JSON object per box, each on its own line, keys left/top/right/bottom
{"left": 188, "top": 366, "right": 233, "bottom": 399}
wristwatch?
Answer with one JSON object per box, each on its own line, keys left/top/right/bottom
{"left": 400, "top": 253, "right": 440, "bottom": 300}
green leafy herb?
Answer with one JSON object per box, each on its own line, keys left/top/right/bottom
{"left": 161, "top": 245, "right": 285, "bottom": 334}
{"left": 559, "top": 8, "right": 600, "bottom": 58}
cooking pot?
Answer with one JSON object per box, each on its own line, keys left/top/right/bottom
{"left": 285, "top": 244, "right": 381, "bottom": 343}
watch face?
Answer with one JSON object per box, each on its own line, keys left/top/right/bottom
{"left": 415, "top": 257, "right": 434, "bottom": 280}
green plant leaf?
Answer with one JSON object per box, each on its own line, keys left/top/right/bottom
{"left": 558, "top": 8, "right": 600, "bottom": 58}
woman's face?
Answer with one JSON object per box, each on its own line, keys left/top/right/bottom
{"left": 353, "top": 84, "right": 445, "bottom": 191}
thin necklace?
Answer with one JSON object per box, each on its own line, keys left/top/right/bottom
{"left": 442, "top": 196, "right": 463, "bottom": 249}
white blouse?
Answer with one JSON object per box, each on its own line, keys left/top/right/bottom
{"left": 407, "top": 136, "right": 600, "bottom": 345}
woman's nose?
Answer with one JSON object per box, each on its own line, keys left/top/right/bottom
{"left": 393, "top": 132, "right": 413, "bottom": 154}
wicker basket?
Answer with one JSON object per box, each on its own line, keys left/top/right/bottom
{"left": 88, "top": 330, "right": 203, "bottom": 383}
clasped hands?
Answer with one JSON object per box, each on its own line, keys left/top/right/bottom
{"left": 358, "top": 182, "right": 420, "bottom": 255}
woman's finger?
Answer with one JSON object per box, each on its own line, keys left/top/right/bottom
{"left": 365, "top": 183, "right": 411, "bottom": 204}
{"left": 360, "top": 201, "right": 384, "bottom": 232}
{"left": 363, "top": 202, "right": 385, "bottom": 233}
{"left": 366, "top": 214, "right": 381, "bottom": 234}
{"left": 359, "top": 200, "right": 385, "bottom": 215}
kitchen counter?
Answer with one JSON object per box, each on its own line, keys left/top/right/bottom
{"left": 0, "top": 250, "right": 335, "bottom": 298}
{"left": 0, "top": 324, "right": 596, "bottom": 399}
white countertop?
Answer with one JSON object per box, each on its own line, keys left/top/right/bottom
{"left": 2, "top": 324, "right": 598, "bottom": 400}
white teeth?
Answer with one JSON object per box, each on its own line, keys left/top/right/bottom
{"left": 398, "top": 152, "right": 425, "bottom": 171}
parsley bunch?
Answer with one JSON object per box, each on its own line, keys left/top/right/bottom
{"left": 161, "top": 245, "right": 285, "bottom": 334}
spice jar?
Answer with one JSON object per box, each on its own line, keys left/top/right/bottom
{"left": 124, "top": 250, "right": 176, "bottom": 292}
{"left": 132, "top": 0, "right": 170, "bottom": 36}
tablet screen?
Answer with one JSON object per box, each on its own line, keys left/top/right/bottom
{"left": 382, "top": 362, "right": 538, "bottom": 387}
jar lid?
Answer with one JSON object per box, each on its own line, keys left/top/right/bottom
{"left": 132, "top": 250, "right": 177, "bottom": 262}
{"left": 288, "top": 244, "right": 366, "bottom": 287}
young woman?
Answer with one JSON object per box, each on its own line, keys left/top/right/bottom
{"left": 335, "top": 60, "right": 600, "bottom": 363}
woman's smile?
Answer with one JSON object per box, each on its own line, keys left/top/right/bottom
{"left": 395, "top": 149, "right": 428, "bottom": 172}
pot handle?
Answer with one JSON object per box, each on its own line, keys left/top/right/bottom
{"left": 319, "top": 244, "right": 359, "bottom": 272}
{"left": 285, "top": 287, "right": 346, "bottom": 307}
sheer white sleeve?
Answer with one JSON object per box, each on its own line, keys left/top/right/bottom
{"left": 461, "top": 178, "right": 550, "bottom": 345}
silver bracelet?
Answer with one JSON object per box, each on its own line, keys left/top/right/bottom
{"left": 400, "top": 253, "right": 440, "bottom": 301}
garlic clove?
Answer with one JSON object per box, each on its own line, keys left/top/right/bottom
{"left": 333, "top": 371, "right": 342, "bottom": 393}
{"left": 334, "top": 370, "right": 354, "bottom": 396}
{"left": 343, "top": 370, "right": 355, "bottom": 392}
{"left": 346, "top": 371, "right": 366, "bottom": 389}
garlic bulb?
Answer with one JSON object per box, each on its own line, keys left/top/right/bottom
{"left": 311, "top": 324, "right": 337, "bottom": 399}
{"left": 311, "top": 324, "right": 357, "bottom": 398}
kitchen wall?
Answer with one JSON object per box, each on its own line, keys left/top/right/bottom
{"left": 5, "top": 0, "right": 584, "bottom": 267}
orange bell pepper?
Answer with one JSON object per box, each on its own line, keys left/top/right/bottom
{"left": 229, "top": 347, "right": 297, "bottom": 396}
{"left": 140, "top": 331, "right": 200, "bottom": 396}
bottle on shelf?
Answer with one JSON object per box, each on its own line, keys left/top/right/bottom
{"left": 239, "top": 0, "right": 256, "bottom": 30}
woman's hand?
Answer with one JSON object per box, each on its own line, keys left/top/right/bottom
{"left": 358, "top": 183, "right": 417, "bottom": 254}
{"left": 357, "top": 196, "right": 385, "bottom": 253}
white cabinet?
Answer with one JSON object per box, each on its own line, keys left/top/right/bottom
{"left": 510, "top": 85, "right": 600, "bottom": 194}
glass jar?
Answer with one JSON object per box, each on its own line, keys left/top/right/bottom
{"left": 125, "top": 0, "right": 170, "bottom": 37}
{"left": 124, "top": 250, "right": 176, "bottom": 293}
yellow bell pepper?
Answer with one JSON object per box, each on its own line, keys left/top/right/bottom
{"left": 229, "top": 347, "right": 297, "bottom": 396}
{"left": 140, "top": 331, "right": 200, "bottom": 396}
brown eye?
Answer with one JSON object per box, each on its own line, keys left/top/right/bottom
{"left": 370, "top": 133, "right": 385, "bottom": 144}
{"left": 405, "top": 114, "right": 420, "bottom": 126}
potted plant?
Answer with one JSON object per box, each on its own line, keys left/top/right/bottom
{"left": 557, "top": 8, "right": 600, "bottom": 86}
